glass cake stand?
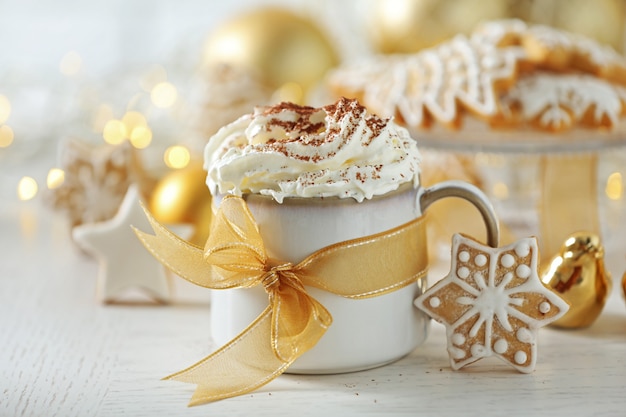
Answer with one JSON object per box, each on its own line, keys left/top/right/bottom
{"left": 412, "top": 121, "right": 626, "bottom": 278}
{"left": 412, "top": 119, "right": 626, "bottom": 154}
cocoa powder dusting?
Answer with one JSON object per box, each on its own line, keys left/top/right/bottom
{"left": 253, "top": 97, "right": 388, "bottom": 163}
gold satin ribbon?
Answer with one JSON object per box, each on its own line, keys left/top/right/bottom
{"left": 539, "top": 154, "right": 600, "bottom": 263}
{"left": 134, "top": 195, "right": 428, "bottom": 406}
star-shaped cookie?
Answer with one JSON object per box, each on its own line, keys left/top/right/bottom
{"left": 72, "top": 185, "right": 172, "bottom": 304}
{"left": 415, "top": 234, "right": 569, "bottom": 373}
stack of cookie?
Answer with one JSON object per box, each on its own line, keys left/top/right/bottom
{"left": 327, "top": 19, "right": 626, "bottom": 133}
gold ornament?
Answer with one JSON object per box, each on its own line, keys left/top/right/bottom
{"left": 202, "top": 7, "right": 338, "bottom": 101}
{"left": 148, "top": 162, "right": 212, "bottom": 245}
{"left": 541, "top": 232, "right": 612, "bottom": 328}
{"left": 368, "top": 0, "right": 511, "bottom": 53}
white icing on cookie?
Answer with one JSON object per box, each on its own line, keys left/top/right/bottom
{"left": 500, "top": 253, "right": 515, "bottom": 268}
{"left": 474, "top": 254, "right": 487, "bottom": 267}
{"left": 457, "top": 266, "right": 470, "bottom": 279}
{"left": 471, "top": 343, "right": 487, "bottom": 357}
{"left": 501, "top": 72, "right": 626, "bottom": 130}
{"left": 514, "top": 350, "right": 528, "bottom": 365}
{"left": 493, "top": 338, "right": 508, "bottom": 354}
{"left": 516, "top": 264, "right": 531, "bottom": 279}
{"left": 539, "top": 301, "right": 551, "bottom": 314}
{"left": 514, "top": 241, "right": 530, "bottom": 258}
{"left": 451, "top": 333, "right": 466, "bottom": 346}
{"left": 516, "top": 327, "right": 533, "bottom": 344}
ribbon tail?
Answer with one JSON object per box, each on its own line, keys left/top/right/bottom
{"left": 133, "top": 203, "right": 216, "bottom": 287}
{"left": 164, "top": 307, "right": 293, "bottom": 406}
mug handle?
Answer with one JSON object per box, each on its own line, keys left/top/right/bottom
{"left": 417, "top": 180, "right": 500, "bottom": 248}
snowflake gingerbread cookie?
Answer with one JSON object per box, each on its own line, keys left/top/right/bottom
{"left": 415, "top": 234, "right": 569, "bottom": 373}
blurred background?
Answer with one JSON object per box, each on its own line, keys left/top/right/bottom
{"left": 2, "top": 0, "right": 625, "bottom": 198}
{"left": 2, "top": 0, "right": 626, "bottom": 277}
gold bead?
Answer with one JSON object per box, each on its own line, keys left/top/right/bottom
{"left": 148, "top": 162, "right": 212, "bottom": 246}
{"left": 541, "top": 232, "right": 612, "bottom": 328}
{"left": 202, "top": 7, "right": 338, "bottom": 98}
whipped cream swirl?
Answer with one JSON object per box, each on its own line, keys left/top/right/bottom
{"left": 204, "top": 97, "right": 421, "bottom": 202}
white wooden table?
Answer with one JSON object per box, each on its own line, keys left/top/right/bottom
{"left": 1, "top": 195, "right": 625, "bottom": 417}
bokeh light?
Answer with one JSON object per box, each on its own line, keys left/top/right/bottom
{"left": 102, "top": 119, "right": 127, "bottom": 145}
{"left": 122, "top": 111, "right": 147, "bottom": 132}
{"left": 59, "top": 51, "right": 83, "bottom": 76}
{"left": 0, "top": 95, "right": 11, "bottom": 124}
{"left": 130, "top": 125, "right": 153, "bottom": 149}
{"left": 18, "top": 177, "right": 38, "bottom": 201}
{"left": 151, "top": 82, "right": 178, "bottom": 108}
{"left": 272, "top": 82, "right": 304, "bottom": 105}
{"left": 0, "top": 125, "right": 14, "bottom": 148}
{"left": 164, "top": 145, "right": 190, "bottom": 169}
{"left": 492, "top": 182, "right": 509, "bottom": 200}
{"left": 605, "top": 172, "right": 623, "bottom": 200}
{"left": 46, "top": 168, "right": 65, "bottom": 189}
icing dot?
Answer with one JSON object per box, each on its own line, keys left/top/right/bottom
{"left": 515, "top": 242, "right": 530, "bottom": 258}
{"left": 470, "top": 343, "right": 487, "bottom": 357}
{"left": 516, "top": 328, "right": 533, "bottom": 344}
{"left": 429, "top": 297, "right": 441, "bottom": 308}
{"left": 516, "top": 264, "right": 531, "bottom": 279}
{"left": 451, "top": 333, "right": 466, "bottom": 346}
{"left": 493, "top": 338, "right": 508, "bottom": 354}
{"left": 500, "top": 254, "right": 515, "bottom": 268}
{"left": 514, "top": 350, "right": 528, "bottom": 365}
{"left": 474, "top": 254, "right": 487, "bottom": 267}
{"left": 482, "top": 55, "right": 502, "bottom": 69}
{"left": 457, "top": 267, "right": 470, "bottom": 279}
{"left": 448, "top": 346, "right": 466, "bottom": 360}
{"left": 539, "top": 301, "right": 551, "bottom": 314}
{"left": 459, "top": 251, "right": 470, "bottom": 263}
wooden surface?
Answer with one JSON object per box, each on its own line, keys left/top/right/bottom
{"left": 1, "top": 198, "right": 626, "bottom": 417}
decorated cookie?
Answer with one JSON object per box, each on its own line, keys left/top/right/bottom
{"left": 473, "top": 19, "right": 626, "bottom": 85}
{"left": 523, "top": 24, "right": 626, "bottom": 85}
{"left": 497, "top": 71, "right": 626, "bottom": 131}
{"left": 415, "top": 234, "right": 569, "bottom": 373}
{"left": 45, "top": 139, "right": 151, "bottom": 229}
{"left": 328, "top": 34, "right": 523, "bottom": 129}
{"left": 328, "top": 19, "right": 626, "bottom": 133}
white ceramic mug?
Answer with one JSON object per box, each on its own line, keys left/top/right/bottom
{"left": 210, "top": 180, "right": 499, "bottom": 374}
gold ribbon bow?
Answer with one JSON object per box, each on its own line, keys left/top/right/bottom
{"left": 135, "top": 195, "right": 428, "bottom": 406}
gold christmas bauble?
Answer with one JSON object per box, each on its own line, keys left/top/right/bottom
{"left": 202, "top": 7, "right": 338, "bottom": 98}
{"left": 149, "top": 162, "right": 212, "bottom": 245}
{"left": 368, "top": 0, "right": 511, "bottom": 53}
